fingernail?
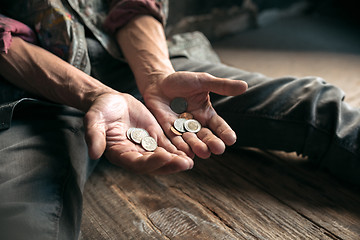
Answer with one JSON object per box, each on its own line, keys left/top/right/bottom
{"left": 187, "top": 158, "right": 194, "bottom": 170}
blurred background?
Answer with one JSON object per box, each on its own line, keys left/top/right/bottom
{"left": 166, "top": 0, "right": 360, "bottom": 107}
{"left": 166, "top": 0, "right": 359, "bottom": 39}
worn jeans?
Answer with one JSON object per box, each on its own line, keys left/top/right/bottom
{"left": 0, "top": 102, "right": 98, "bottom": 240}
{"left": 172, "top": 58, "right": 360, "bottom": 184}
{"left": 0, "top": 38, "right": 359, "bottom": 239}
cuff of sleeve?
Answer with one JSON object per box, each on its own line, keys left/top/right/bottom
{"left": 104, "top": 0, "right": 165, "bottom": 35}
{"left": 0, "top": 31, "right": 12, "bottom": 54}
{"left": 0, "top": 15, "right": 37, "bottom": 54}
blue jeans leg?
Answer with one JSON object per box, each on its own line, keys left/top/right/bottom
{"left": 0, "top": 102, "right": 97, "bottom": 240}
{"left": 171, "top": 57, "right": 360, "bottom": 184}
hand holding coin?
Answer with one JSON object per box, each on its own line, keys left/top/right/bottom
{"left": 142, "top": 71, "right": 247, "bottom": 159}
{"left": 126, "top": 128, "right": 158, "bottom": 152}
{"left": 84, "top": 92, "right": 193, "bottom": 175}
{"left": 170, "top": 98, "right": 202, "bottom": 135}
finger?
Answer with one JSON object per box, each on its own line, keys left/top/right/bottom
{"left": 198, "top": 73, "right": 248, "bottom": 96}
{"left": 150, "top": 153, "right": 194, "bottom": 175}
{"left": 156, "top": 134, "right": 178, "bottom": 153}
{"left": 157, "top": 136, "right": 190, "bottom": 158}
{"left": 145, "top": 124, "right": 177, "bottom": 153}
{"left": 159, "top": 116, "right": 195, "bottom": 158}
{"left": 153, "top": 131, "right": 192, "bottom": 159}
{"left": 182, "top": 132, "right": 211, "bottom": 159}
{"left": 207, "top": 114, "right": 237, "bottom": 146}
{"left": 169, "top": 135, "right": 195, "bottom": 158}
{"left": 197, "top": 128, "right": 226, "bottom": 155}
{"left": 110, "top": 148, "right": 171, "bottom": 174}
{"left": 84, "top": 111, "right": 107, "bottom": 160}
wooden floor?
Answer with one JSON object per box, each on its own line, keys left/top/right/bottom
{"left": 81, "top": 15, "right": 360, "bottom": 239}
{"left": 81, "top": 149, "right": 360, "bottom": 239}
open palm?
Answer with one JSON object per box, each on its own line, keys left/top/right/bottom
{"left": 84, "top": 93, "right": 192, "bottom": 174}
{"left": 143, "top": 71, "right": 248, "bottom": 159}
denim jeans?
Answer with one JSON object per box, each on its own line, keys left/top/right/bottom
{"left": 171, "top": 58, "right": 360, "bottom": 184}
{"left": 0, "top": 102, "right": 99, "bottom": 240}
{"left": 0, "top": 38, "right": 359, "bottom": 239}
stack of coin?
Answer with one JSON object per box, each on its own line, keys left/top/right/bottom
{"left": 170, "top": 98, "right": 202, "bottom": 135}
{"left": 126, "top": 128, "right": 157, "bottom": 151}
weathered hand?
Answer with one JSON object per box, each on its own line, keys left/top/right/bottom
{"left": 143, "top": 71, "right": 248, "bottom": 159}
{"left": 84, "top": 93, "right": 193, "bottom": 174}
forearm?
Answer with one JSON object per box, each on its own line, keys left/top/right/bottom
{"left": 0, "top": 37, "right": 116, "bottom": 112}
{"left": 115, "top": 15, "right": 174, "bottom": 95}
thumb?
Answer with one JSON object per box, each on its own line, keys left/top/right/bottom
{"left": 84, "top": 111, "right": 107, "bottom": 160}
{"left": 199, "top": 73, "right": 248, "bottom": 96}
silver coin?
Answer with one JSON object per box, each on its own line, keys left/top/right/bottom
{"left": 184, "top": 119, "right": 201, "bottom": 133}
{"left": 130, "top": 128, "right": 149, "bottom": 144}
{"left": 141, "top": 136, "right": 158, "bottom": 151}
{"left": 126, "top": 127, "right": 136, "bottom": 140}
{"left": 174, "top": 118, "right": 187, "bottom": 133}
{"left": 170, "top": 97, "right": 188, "bottom": 114}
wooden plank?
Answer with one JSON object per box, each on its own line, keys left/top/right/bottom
{"left": 82, "top": 160, "right": 241, "bottom": 240}
{"left": 214, "top": 148, "right": 360, "bottom": 239}
{"left": 153, "top": 160, "right": 335, "bottom": 239}
{"left": 81, "top": 150, "right": 339, "bottom": 239}
{"left": 81, "top": 171, "right": 166, "bottom": 240}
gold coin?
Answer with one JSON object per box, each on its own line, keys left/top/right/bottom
{"left": 170, "top": 126, "right": 182, "bottom": 136}
{"left": 179, "top": 112, "right": 193, "bottom": 119}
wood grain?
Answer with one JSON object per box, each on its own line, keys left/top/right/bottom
{"left": 81, "top": 148, "right": 360, "bottom": 239}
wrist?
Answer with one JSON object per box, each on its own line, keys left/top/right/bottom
{"left": 135, "top": 68, "right": 175, "bottom": 95}
{"left": 115, "top": 15, "right": 175, "bottom": 95}
{"left": 75, "top": 74, "right": 119, "bottom": 112}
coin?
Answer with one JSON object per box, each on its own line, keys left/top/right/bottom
{"left": 126, "top": 127, "right": 136, "bottom": 140}
{"left": 174, "top": 118, "right": 187, "bottom": 133}
{"left": 184, "top": 119, "right": 201, "bottom": 133}
{"left": 179, "top": 112, "right": 193, "bottom": 119}
{"left": 170, "top": 126, "right": 183, "bottom": 136}
{"left": 170, "top": 97, "right": 188, "bottom": 114}
{"left": 130, "top": 128, "right": 149, "bottom": 144}
{"left": 141, "top": 136, "right": 157, "bottom": 151}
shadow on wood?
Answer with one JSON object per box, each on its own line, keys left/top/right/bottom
{"left": 81, "top": 148, "right": 360, "bottom": 239}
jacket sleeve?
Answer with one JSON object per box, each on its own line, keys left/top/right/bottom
{"left": 0, "top": 15, "right": 37, "bottom": 54}
{"left": 104, "top": 0, "right": 167, "bottom": 35}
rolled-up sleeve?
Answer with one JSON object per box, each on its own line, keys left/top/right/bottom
{"left": 0, "top": 15, "right": 37, "bottom": 54}
{"left": 104, "top": 0, "right": 165, "bottom": 35}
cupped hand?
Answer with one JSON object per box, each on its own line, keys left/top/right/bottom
{"left": 83, "top": 92, "right": 193, "bottom": 174}
{"left": 142, "top": 71, "right": 248, "bottom": 159}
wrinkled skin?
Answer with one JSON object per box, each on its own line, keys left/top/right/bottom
{"left": 84, "top": 92, "right": 193, "bottom": 175}
{"left": 142, "top": 71, "right": 248, "bottom": 159}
